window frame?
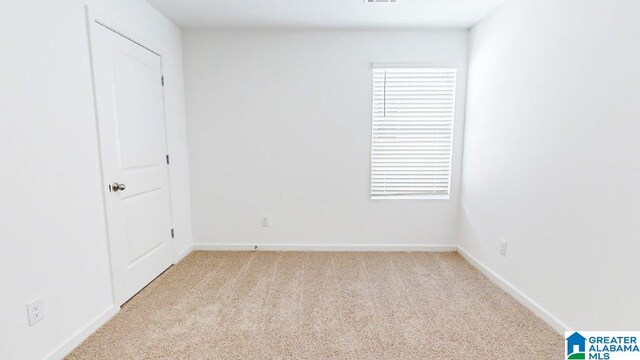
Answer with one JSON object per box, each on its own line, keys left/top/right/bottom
{"left": 369, "top": 65, "right": 457, "bottom": 201}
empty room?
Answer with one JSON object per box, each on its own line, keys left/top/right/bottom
{"left": 2, "top": 0, "right": 639, "bottom": 359}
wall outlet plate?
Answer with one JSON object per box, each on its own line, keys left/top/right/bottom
{"left": 261, "top": 216, "right": 270, "bottom": 227}
{"left": 499, "top": 239, "right": 508, "bottom": 256}
{"left": 27, "top": 297, "right": 44, "bottom": 326}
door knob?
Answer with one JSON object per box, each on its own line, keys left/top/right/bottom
{"left": 111, "top": 182, "right": 126, "bottom": 192}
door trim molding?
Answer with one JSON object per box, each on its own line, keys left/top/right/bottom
{"left": 84, "top": 5, "right": 162, "bottom": 57}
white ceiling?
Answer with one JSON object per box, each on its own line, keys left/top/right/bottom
{"left": 146, "top": 0, "right": 505, "bottom": 30}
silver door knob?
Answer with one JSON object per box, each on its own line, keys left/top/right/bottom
{"left": 112, "top": 182, "right": 126, "bottom": 192}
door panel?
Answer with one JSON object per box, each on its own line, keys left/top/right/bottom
{"left": 112, "top": 52, "right": 165, "bottom": 169}
{"left": 123, "top": 191, "right": 166, "bottom": 261}
{"left": 90, "top": 22, "right": 174, "bottom": 305}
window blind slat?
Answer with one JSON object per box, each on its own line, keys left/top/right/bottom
{"left": 371, "top": 68, "right": 455, "bottom": 199}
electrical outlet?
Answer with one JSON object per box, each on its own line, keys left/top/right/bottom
{"left": 27, "top": 297, "right": 44, "bottom": 326}
{"left": 261, "top": 216, "right": 270, "bottom": 227}
{"left": 499, "top": 239, "right": 508, "bottom": 256}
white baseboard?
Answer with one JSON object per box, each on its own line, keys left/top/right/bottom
{"left": 456, "top": 246, "right": 570, "bottom": 335}
{"left": 36, "top": 244, "right": 567, "bottom": 359}
{"left": 45, "top": 305, "right": 119, "bottom": 360}
{"left": 193, "top": 243, "right": 457, "bottom": 252}
{"left": 175, "top": 244, "right": 194, "bottom": 263}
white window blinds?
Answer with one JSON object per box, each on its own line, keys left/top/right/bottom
{"left": 371, "top": 68, "right": 456, "bottom": 199}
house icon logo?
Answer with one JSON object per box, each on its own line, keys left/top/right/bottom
{"left": 566, "top": 332, "right": 587, "bottom": 359}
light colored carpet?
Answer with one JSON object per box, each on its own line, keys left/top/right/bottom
{"left": 67, "top": 251, "right": 562, "bottom": 359}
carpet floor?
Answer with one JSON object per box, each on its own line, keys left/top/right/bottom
{"left": 67, "top": 251, "right": 562, "bottom": 359}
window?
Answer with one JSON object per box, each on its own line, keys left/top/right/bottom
{"left": 371, "top": 67, "right": 456, "bottom": 199}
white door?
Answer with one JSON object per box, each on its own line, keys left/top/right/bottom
{"left": 90, "top": 22, "right": 174, "bottom": 306}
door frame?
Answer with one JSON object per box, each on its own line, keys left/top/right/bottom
{"left": 84, "top": 5, "right": 177, "bottom": 305}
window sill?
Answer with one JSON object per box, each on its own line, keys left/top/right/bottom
{"left": 371, "top": 195, "right": 450, "bottom": 200}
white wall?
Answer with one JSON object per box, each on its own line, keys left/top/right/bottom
{"left": 183, "top": 30, "right": 468, "bottom": 249}
{"left": 459, "top": 0, "right": 640, "bottom": 330}
{"left": 0, "top": 1, "right": 192, "bottom": 359}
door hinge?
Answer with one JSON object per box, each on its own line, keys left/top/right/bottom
{"left": 166, "top": 154, "right": 170, "bottom": 164}
{"left": 171, "top": 228, "right": 175, "bottom": 238}
{"left": 161, "top": 76, "right": 165, "bottom": 86}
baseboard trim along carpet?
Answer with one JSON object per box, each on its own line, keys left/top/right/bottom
{"left": 192, "top": 243, "right": 458, "bottom": 252}
{"left": 175, "top": 244, "right": 194, "bottom": 263}
{"left": 60, "top": 246, "right": 567, "bottom": 359}
{"left": 184, "top": 244, "right": 570, "bottom": 335}
{"left": 456, "top": 247, "right": 570, "bottom": 335}
{"left": 67, "top": 251, "right": 563, "bottom": 358}
{"left": 46, "top": 305, "right": 119, "bottom": 360}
